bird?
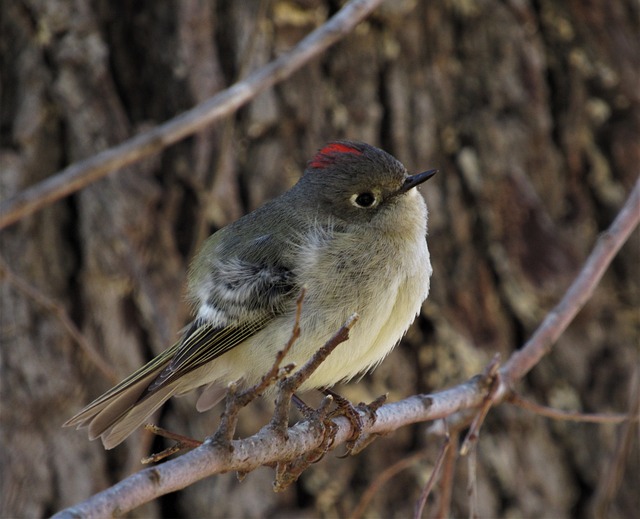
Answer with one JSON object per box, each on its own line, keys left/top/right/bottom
{"left": 64, "top": 140, "right": 436, "bottom": 449}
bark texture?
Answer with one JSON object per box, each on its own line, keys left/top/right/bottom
{"left": 1, "top": 0, "right": 638, "bottom": 517}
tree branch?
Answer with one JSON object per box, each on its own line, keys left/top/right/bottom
{"left": 499, "top": 177, "right": 640, "bottom": 388}
{"left": 0, "top": 0, "right": 387, "bottom": 230}
{"left": 506, "top": 393, "right": 637, "bottom": 424}
{"left": 53, "top": 177, "right": 639, "bottom": 517}
{"left": 53, "top": 376, "right": 490, "bottom": 519}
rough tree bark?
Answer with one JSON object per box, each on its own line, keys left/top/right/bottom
{"left": 1, "top": 0, "right": 638, "bottom": 517}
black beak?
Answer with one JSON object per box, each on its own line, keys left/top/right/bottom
{"left": 399, "top": 169, "right": 438, "bottom": 193}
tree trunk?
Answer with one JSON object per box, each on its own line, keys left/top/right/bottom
{"left": 1, "top": 0, "right": 637, "bottom": 517}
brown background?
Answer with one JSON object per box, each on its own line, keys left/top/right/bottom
{"left": 1, "top": 0, "right": 638, "bottom": 517}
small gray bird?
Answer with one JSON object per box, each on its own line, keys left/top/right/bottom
{"left": 64, "top": 141, "right": 436, "bottom": 449}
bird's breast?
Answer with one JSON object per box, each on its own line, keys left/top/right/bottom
{"left": 288, "top": 217, "right": 431, "bottom": 388}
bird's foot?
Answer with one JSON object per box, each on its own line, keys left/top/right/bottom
{"left": 323, "top": 389, "right": 387, "bottom": 456}
{"left": 273, "top": 393, "right": 336, "bottom": 491}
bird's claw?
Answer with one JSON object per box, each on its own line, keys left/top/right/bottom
{"left": 323, "top": 389, "right": 387, "bottom": 456}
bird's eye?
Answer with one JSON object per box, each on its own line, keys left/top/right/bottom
{"left": 351, "top": 192, "right": 377, "bottom": 208}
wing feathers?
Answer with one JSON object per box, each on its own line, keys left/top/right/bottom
{"left": 65, "top": 253, "right": 298, "bottom": 448}
{"left": 100, "top": 384, "right": 177, "bottom": 449}
{"left": 147, "top": 316, "right": 271, "bottom": 392}
{"left": 64, "top": 345, "right": 178, "bottom": 428}
{"left": 87, "top": 366, "right": 168, "bottom": 441}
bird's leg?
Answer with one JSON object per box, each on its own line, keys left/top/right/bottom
{"left": 292, "top": 393, "right": 316, "bottom": 419}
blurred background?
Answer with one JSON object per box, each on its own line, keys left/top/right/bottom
{"left": 1, "top": 0, "right": 638, "bottom": 517}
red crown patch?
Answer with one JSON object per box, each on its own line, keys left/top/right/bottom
{"left": 310, "top": 142, "right": 363, "bottom": 169}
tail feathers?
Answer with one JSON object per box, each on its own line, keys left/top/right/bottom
{"left": 64, "top": 364, "right": 180, "bottom": 449}
{"left": 99, "top": 384, "right": 177, "bottom": 449}
{"left": 63, "top": 367, "right": 162, "bottom": 433}
{"left": 84, "top": 368, "right": 167, "bottom": 441}
{"left": 195, "top": 382, "right": 228, "bottom": 412}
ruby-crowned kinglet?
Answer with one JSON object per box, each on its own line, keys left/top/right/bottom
{"left": 65, "top": 141, "right": 437, "bottom": 449}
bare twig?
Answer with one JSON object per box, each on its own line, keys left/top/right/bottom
{"left": 272, "top": 313, "right": 360, "bottom": 490}
{"left": 414, "top": 423, "right": 451, "bottom": 519}
{"left": 460, "top": 355, "right": 501, "bottom": 456}
{"left": 507, "top": 392, "right": 638, "bottom": 424}
{"left": 0, "top": 0, "right": 388, "bottom": 230}
{"left": 142, "top": 289, "right": 306, "bottom": 464}
{"left": 592, "top": 365, "right": 640, "bottom": 516}
{"left": 211, "top": 288, "right": 306, "bottom": 452}
{"left": 53, "top": 376, "right": 491, "bottom": 518}
{"left": 349, "top": 450, "right": 428, "bottom": 519}
{"left": 271, "top": 313, "right": 359, "bottom": 433}
{"left": 0, "top": 255, "right": 117, "bottom": 383}
{"left": 212, "top": 288, "right": 306, "bottom": 445}
{"left": 434, "top": 430, "right": 459, "bottom": 519}
{"left": 140, "top": 424, "right": 203, "bottom": 464}
{"left": 467, "top": 444, "right": 478, "bottom": 519}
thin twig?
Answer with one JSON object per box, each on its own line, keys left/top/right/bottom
{"left": 272, "top": 313, "right": 360, "bottom": 490}
{"left": 287, "top": 314, "right": 360, "bottom": 390}
{"left": 592, "top": 365, "right": 640, "bottom": 516}
{"left": 507, "top": 392, "right": 638, "bottom": 424}
{"left": 140, "top": 425, "right": 203, "bottom": 464}
{"left": 466, "top": 443, "right": 478, "bottom": 519}
{"left": 434, "top": 430, "right": 459, "bottom": 519}
{"left": 144, "top": 289, "right": 306, "bottom": 463}
{"left": 350, "top": 450, "right": 428, "bottom": 519}
{"left": 414, "top": 423, "right": 451, "bottom": 519}
{"left": 0, "top": 0, "right": 388, "bottom": 229}
{"left": 271, "top": 312, "right": 359, "bottom": 433}
{"left": 237, "top": 288, "right": 305, "bottom": 405}
{"left": 0, "top": 254, "right": 117, "bottom": 383}
{"left": 213, "top": 288, "right": 306, "bottom": 444}
{"left": 460, "top": 355, "right": 501, "bottom": 456}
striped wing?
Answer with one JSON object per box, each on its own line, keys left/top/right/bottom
{"left": 144, "top": 315, "right": 272, "bottom": 393}
{"left": 63, "top": 318, "right": 272, "bottom": 432}
{"left": 65, "top": 259, "right": 296, "bottom": 429}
